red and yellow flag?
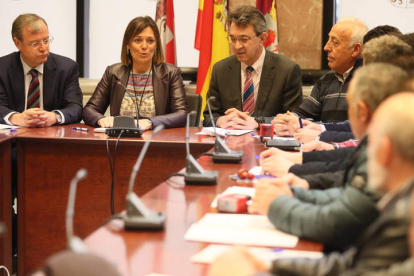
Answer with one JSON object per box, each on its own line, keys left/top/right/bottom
{"left": 256, "top": 0, "right": 279, "bottom": 53}
{"left": 195, "top": 0, "right": 230, "bottom": 119}
{"left": 155, "top": 0, "right": 176, "bottom": 64}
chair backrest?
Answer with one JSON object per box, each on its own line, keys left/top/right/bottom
{"left": 185, "top": 93, "right": 202, "bottom": 127}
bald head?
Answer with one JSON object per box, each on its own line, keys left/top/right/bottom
{"left": 371, "top": 93, "right": 414, "bottom": 163}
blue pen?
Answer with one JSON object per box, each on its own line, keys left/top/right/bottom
{"left": 72, "top": 127, "right": 89, "bottom": 132}
{"left": 299, "top": 117, "right": 303, "bottom": 128}
{"left": 10, "top": 129, "right": 17, "bottom": 132}
{"left": 273, "top": 248, "right": 284, "bottom": 252}
{"left": 255, "top": 155, "right": 260, "bottom": 160}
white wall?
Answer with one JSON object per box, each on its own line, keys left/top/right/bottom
{"left": 0, "top": 0, "right": 76, "bottom": 60}
{"left": 337, "top": 0, "right": 414, "bottom": 34}
{"left": 88, "top": 0, "right": 199, "bottom": 79}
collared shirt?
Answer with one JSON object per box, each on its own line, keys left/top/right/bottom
{"left": 330, "top": 139, "right": 360, "bottom": 149}
{"left": 240, "top": 47, "right": 266, "bottom": 101}
{"left": 334, "top": 66, "right": 354, "bottom": 83}
{"left": 4, "top": 55, "right": 64, "bottom": 125}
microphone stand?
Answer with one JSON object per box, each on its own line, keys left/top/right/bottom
{"left": 123, "top": 125, "right": 166, "bottom": 231}
{"left": 206, "top": 96, "right": 243, "bottom": 163}
{"left": 184, "top": 111, "right": 218, "bottom": 185}
{"left": 66, "top": 168, "right": 88, "bottom": 253}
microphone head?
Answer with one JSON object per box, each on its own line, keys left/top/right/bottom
{"left": 75, "top": 168, "right": 87, "bottom": 180}
{"left": 209, "top": 96, "right": 216, "bottom": 102}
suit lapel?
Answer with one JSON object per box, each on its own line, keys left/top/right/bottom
{"left": 8, "top": 53, "right": 25, "bottom": 112}
{"left": 227, "top": 58, "right": 242, "bottom": 109}
{"left": 256, "top": 51, "right": 276, "bottom": 114}
{"left": 43, "top": 55, "right": 57, "bottom": 110}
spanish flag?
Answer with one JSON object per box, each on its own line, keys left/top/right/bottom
{"left": 256, "top": 0, "right": 279, "bottom": 53}
{"left": 155, "top": 0, "right": 176, "bottom": 64}
{"left": 195, "top": 0, "right": 230, "bottom": 119}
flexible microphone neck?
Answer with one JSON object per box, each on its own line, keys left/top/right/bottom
{"left": 66, "top": 169, "right": 87, "bottom": 245}
{"left": 117, "top": 81, "right": 140, "bottom": 128}
{"left": 128, "top": 125, "right": 164, "bottom": 194}
{"left": 186, "top": 111, "right": 197, "bottom": 158}
{"left": 206, "top": 96, "right": 219, "bottom": 139}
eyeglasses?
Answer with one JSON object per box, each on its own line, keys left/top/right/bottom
{"left": 227, "top": 35, "right": 254, "bottom": 44}
{"left": 22, "top": 35, "right": 54, "bottom": 48}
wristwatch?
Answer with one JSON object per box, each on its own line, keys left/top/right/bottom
{"left": 54, "top": 111, "right": 62, "bottom": 124}
{"left": 254, "top": 116, "right": 265, "bottom": 129}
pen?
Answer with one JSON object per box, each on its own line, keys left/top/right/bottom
{"left": 299, "top": 117, "right": 303, "bottom": 128}
{"left": 255, "top": 155, "right": 260, "bottom": 160}
{"left": 72, "top": 127, "right": 89, "bottom": 132}
{"left": 10, "top": 129, "right": 17, "bottom": 132}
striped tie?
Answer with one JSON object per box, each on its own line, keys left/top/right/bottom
{"left": 242, "top": 66, "right": 255, "bottom": 115}
{"left": 27, "top": 69, "right": 40, "bottom": 109}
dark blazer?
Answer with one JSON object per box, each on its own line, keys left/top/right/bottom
{"left": 82, "top": 62, "right": 189, "bottom": 128}
{"left": 0, "top": 52, "right": 83, "bottom": 124}
{"left": 202, "top": 50, "right": 303, "bottom": 126}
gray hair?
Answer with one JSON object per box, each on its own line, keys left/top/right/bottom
{"left": 228, "top": 5, "right": 267, "bottom": 36}
{"left": 351, "top": 63, "right": 409, "bottom": 112}
{"left": 337, "top": 17, "right": 368, "bottom": 48}
{"left": 12, "top": 13, "right": 47, "bottom": 41}
{"left": 362, "top": 35, "right": 411, "bottom": 64}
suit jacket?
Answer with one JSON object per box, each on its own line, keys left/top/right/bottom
{"left": 82, "top": 62, "right": 189, "bottom": 128}
{"left": 0, "top": 52, "right": 83, "bottom": 124}
{"left": 202, "top": 50, "right": 303, "bottom": 126}
{"left": 271, "top": 179, "right": 414, "bottom": 276}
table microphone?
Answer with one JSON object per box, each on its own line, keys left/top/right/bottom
{"left": 123, "top": 125, "right": 166, "bottom": 231}
{"left": 105, "top": 82, "right": 143, "bottom": 138}
{"left": 66, "top": 168, "right": 88, "bottom": 253}
{"left": 184, "top": 111, "right": 218, "bottom": 185}
{"left": 206, "top": 96, "right": 243, "bottom": 163}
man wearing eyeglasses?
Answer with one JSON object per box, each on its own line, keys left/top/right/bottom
{"left": 0, "top": 13, "right": 82, "bottom": 127}
{"left": 202, "top": 5, "right": 303, "bottom": 130}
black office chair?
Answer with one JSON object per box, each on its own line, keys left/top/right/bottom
{"left": 186, "top": 93, "right": 202, "bottom": 127}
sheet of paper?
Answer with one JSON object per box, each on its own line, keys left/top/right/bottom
{"left": 185, "top": 214, "right": 298, "bottom": 248}
{"left": 191, "top": 244, "right": 323, "bottom": 264}
{"left": 93, "top": 127, "right": 108, "bottom": 133}
{"left": 249, "top": 166, "right": 262, "bottom": 175}
{"left": 211, "top": 186, "right": 255, "bottom": 208}
{"left": 0, "top": 124, "right": 22, "bottom": 129}
{"left": 196, "top": 127, "right": 254, "bottom": 137}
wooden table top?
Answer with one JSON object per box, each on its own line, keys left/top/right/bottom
{"left": 84, "top": 131, "right": 323, "bottom": 276}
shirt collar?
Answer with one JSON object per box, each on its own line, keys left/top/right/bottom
{"left": 20, "top": 55, "right": 44, "bottom": 75}
{"left": 334, "top": 66, "right": 353, "bottom": 83}
{"left": 241, "top": 47, "right": 266, "bottom": 75}
{"left": 377, "top": 178, "right": 413, "bottom": 211}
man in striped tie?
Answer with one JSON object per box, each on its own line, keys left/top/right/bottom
{"left": 203, "top": 6, "right": 303, "bottom": 130}
{"left": 0, "top": 13, "right": 83, "bottom": 127}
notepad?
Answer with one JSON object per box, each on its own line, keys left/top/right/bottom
{"left": 185, "top": 213, "right": 298, "bottom": 248}
{"left": 191, "top": 244, "right": 323, "bottom": 264}
{"left": 197, "top": 127, "right": 254, "bottom": 137}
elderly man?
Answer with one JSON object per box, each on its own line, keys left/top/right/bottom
{"left": 251, "top": 64, "right": 410, "bottom": 250}
{"left": 202, "top": 5, "right": 302, "bottom": 130}
{"left": 208, "top": 92, "right": 414, "bottom": 276}
{"left": 274, "top": 17, "right": 367, "bottom": 138}
{"left": 0, "top": 14, "right": 83, "bottom": 127}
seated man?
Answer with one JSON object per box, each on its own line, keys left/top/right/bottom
{"left": 249, "top": 64, "right": 410, "bottom": 251}
{"left": 202, "top": 5, "right": 302, "bottom": 130}
{"left": 260, "top": 63, "right": 409, "bottom": 180}
{"left": 208, "top": 93, "right": 414, "bottom": 276}
{"left": 273, "top": 17, "right": 367, "bottom": 138}
{"left": 0, "top": 13, "right": 83, "bottom": 127}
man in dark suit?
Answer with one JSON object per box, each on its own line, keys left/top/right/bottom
{"left": 0, "top": 13, "right": 82, "bottom": 127}
{"left": 202, "top": 6, "right": 302, "bottom": 130}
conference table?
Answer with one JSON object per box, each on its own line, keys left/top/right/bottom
{"left": 83, "top": 129, "right": 323, "bottom": 276}
{"left": 14, "top": 124, "right": 216, "bottom": 275}
{"left": 0, "top": 132, "right": 13, "bottom": 275}
{"left": 0, "top": 124, "right": 322, "bottom": 276}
